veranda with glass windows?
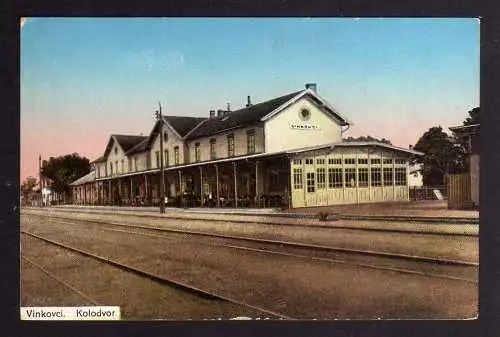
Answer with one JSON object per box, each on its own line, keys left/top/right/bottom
{"left": 289, "top": 146, "right": 410, "bottom": 208}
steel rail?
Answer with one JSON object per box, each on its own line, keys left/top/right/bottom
{"left": 21, "top": 254, "right": 99, "bottom": 305}
{"left": 46, "top": 218, "right": 478, "bottom": 283}
{"left": 21, "top": 230, "right": 291, "bottom": 320}
{"left": 28, "top": 213, "right": 478, "bottom": 267}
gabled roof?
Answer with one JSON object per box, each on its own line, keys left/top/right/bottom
{"left": 69, "top": 170, "right": 96, "bottom": 186}
{"left": 185, "top": 89, "right": 350, "bottom": 140}
{"left": 103, "top": 134, "right": 148, "bottom": 158}
{"left": 91, "top": 155, "right": 106, "bottom": 163}
{"left": 126, "top": 138, "right": 148, "bottom": 156}
{"left": 146, "top": 116, "right": 207, "bottom": 148}
{"left": 449, "top": 124, "right": 480, "bottom": 134}
{"left": 185, "top": 91, "right": 302, "bottom": 140}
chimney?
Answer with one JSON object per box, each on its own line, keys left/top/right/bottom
{"left": 209, "top": 110, "right": 215, "bottom": 118}
{"left": 409, "top": 145, "right": 413, "bottom": 149}
{"left": 227, "top": 102, "right": 231, "bottom": 112}
{"left": 305, "top": 83, "right": 317, "bottom": 93}
{"left": 246, "top": 95, "right": 252, "bottom": 108}
{"left": 217, "top": 109, "right": 224, "bottom": 118}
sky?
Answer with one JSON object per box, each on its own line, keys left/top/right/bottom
{"left": 20, "top": 17, "right": 479, "bottom": 182}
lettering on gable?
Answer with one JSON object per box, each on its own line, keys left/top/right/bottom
{"left": 289, "top": 121, "right": 321, "bottom": 130}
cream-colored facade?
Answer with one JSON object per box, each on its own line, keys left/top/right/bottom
{"left": 264, "top": 96, "right": 343, "bottom": 153}
{"left": 71, "top": 83, "right": 422, "bottom": 208}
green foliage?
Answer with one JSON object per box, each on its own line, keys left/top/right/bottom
{"left": 41, "top": 153, "right": 90, "bottom": 194}
{"left": 343, "top": 135, "right": 392, "bottom": 145}
{"left": 463, "top": 107, "right": 480, "bottom": 126}
{"left": 21, "top": 176, "right": 38, "bottom": 198}
{"left": 412, "top": 126, "right": 465, "bottom": 186}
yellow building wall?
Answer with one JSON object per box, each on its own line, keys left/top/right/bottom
{"left": 149, "top": 124, "right": 185, "bottom": 168}
{"left": 186, "top": 125, "right": 265, "bottom": 163}
{"left": 264, "top": 96, "right": 343, "bottom": 153}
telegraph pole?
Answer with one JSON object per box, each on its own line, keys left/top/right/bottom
{"left": 155, "top": 102, "right": 166, "bottom": 214}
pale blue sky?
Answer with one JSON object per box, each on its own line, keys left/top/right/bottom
{"left": 20, "top": 18, "right": 479, "bottom": 180}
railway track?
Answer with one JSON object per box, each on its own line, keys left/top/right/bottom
{"left": 21, "top": 230, "right": 291, "bottom": 319}
{"left": 24, "top": 213, "right": 477, "bottom": 283}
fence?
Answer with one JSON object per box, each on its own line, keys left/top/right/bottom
{"left": 447, "top": 173, "right": 472, "bottom": 209}
{"left": 409, "top": 186, "right": 447, "bottom": 201}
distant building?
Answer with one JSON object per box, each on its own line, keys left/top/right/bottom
{"left": 449, "top": 124, "right": 480, "bottom": 207}
{"left": 70, "top": 83, "right": 422, "bottom": 208}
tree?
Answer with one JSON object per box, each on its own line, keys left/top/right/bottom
{"left": 412, "top": 126, "right": 465, "bottom": 186}
{"left": 343, "top": 135, "right": 392, "bottom": 145}
{"left": 41, "top": 153, "right": 90, "bottom": 195}
{"left": 463, "top": 107, "right": 479, "bottom": 126}
{"left": 21, "top": 176, "right": 38, "bottom": 199}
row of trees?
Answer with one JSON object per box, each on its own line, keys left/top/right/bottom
{"left": 341, "top": 107, "right": 479, "bottom": 187}
{"left": 21, "top": 153, "right": 91, "bottom": 202}
{"left": 411, "top": 107, "right": 479, "bottom": 186}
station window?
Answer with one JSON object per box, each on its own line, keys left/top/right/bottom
{"left": 97, "top": 167, "right": 101, "bottom": 178}
{"left": 155, "top": 151, "right": 160, "bottom": 168}
{"left": 165, "top": 149, "right": 169, "bottom": 166}
{"left": 293, "top": 168, "right": 303, "bottom": 189}
{"left": 105, "top": 165, "right": 108, "bottom": 176}
{"left": 306, "top": 172, "right": 316, "bottom": 193}
{"left": 134, "top": 157, "right": 137, "bottom": 171}
{"left": 174, "top": 146, "right": 179, "bottom": 165}
{"left": 316, "top": 158, "right": 325, "bottom": 165}
{"left": 110, "top": 162, "right": 113, "bottom": 175}
{"left": 358, "top": 158, "right": 368, "bottom": 165}
{"left": 210, "top": 139, "right": 217, "bottom": 160}
{"left": 195, "top": 143, "right": 201, "bottom": 162}
{"left": 328, "top": 158, "right": 342, "bottom": 165}
{"left": 383, "top": 167, "right": 394, "bottom": 186}
{"left": 395, "top": 167, "right": 407, "bottom": 186}
{"left": 227, "top": 134, "right": 235, "bottom": 157}
{"left": 317, "top": 168, "right": 326, "bottom": 189}
{"left": 305, "top": 158, "right": 314, "bottom": 165}
{"left": 358, "top": 168, "right": 369, "bottom": 187}
{"left": 128, "top": 158, "right": 132, "bottom": 172}
{"left": 371, "top": 167, "right": 382, "bottom": 186}
{"left": 293, "top": 159, "right": 302, "bottom": 165}
{"left": 370, "top": 158, "right": 381, "bottom": 165}
{"left": 121, "top": 159, "right": 124, "bottom": 173}
{"left": 328, "top": 168, "right": 343, "bottom": 188}
{"left": 344, "top": 158, "right": 356, "bottom": 165}
{"left": 395, "top": 158, "right": 406, "bottom": 165}
{"left": 345, "top": 168, "right": 356, "bottom": 188}
{"left": 247, "top": 129, "right": 256, "bottom": 154}
{"left": 383, "top": 158, "right": 393, "bottom": 165}
{"left": 115, "top": 161, "right": 118, "bottom": 173}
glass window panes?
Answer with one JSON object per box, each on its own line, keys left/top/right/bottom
{"left": 358, "top": 158, "right": 368, "bottom": 165}
{"left": 305, "top": 159, "right": 314, "bottom": 165}
{"left": 165, "top": 150, "right": 169, "bottom": 166}
{"left": 174, "top": 147, "right": 179, "bottom": 165}
{"left": 293, "top": 168, "right": 303, "bottom": 189}
{"left": 383, "top": 167, "right": 393, "bottom": 186}
{"left": 345, "top": 168, "right": 356, "bottom": 188}
{"left": 293, "top": 159, "right": 302, "bottom": 165}
{"left": 195, "top": 143, "right": 201, "bottom": 162}
{"left": 344, "top": 158, "right": 356, "bottom": 165}
{"left": 210, "top": 139, "right": 216, "bottom": 160}
{"left": 247, "top": 131, "right": 256, "bottom": 154}
{"left": 395, "top": 158, "right": 406, "bottom": 165}
{"left": 358, "top": 168, "right": 369, "bottom": 187}
{"left": 317, "top": 168, "right": 326, "bottom": 189}
{"left": 383, "top": 158, "right": 393, "bottom": 165}
{"left": 328, "top": 168, "right": 343, "bottom": 188}
{"left": 227, "top": 135, "right": 235, "bottom": 157}
{"left": 370, "top": 158, "right": 381, "bottom": 165}
{"left": 371, "top": 168, "right": 382, "bottom": 186}
{"left": 395, "top": 167, "right": 407, "bottom": 186}
{"left": 328, "top": 158, "right": 342, "bottom": 165}
{"left": 155, "top": 151, "right": 160, "bottom": 168}
{"left": 306, "top": 172, "right": 315, "bottom": 193}
{"left": 316, "top": 158, "right": 325, "bottom": 165}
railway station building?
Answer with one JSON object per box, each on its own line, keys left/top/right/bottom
{"left": 70, "top": 83, "right": 422, "bottom": 208}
